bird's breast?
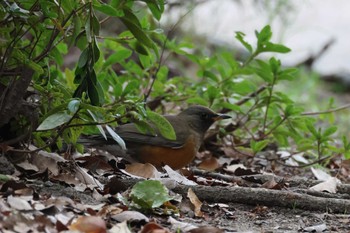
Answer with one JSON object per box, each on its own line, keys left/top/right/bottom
{"left": 132, "top": 134, "right": 198, "bottom": 170}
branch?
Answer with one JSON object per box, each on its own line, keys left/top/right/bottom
{"left": 301, "top": 103, "right": 350, "bottom": 116}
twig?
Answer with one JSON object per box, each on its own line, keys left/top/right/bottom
{"left": 143, "top": 7, "right": 195, "bottom": 102}
{"left": 220, "top": 85, "right": 267, "bottom": 114}
{"left": 276, "top": 155, "right": 332, "bottom": 168}
{"left": 172, "top": 184, "right": 350, "bottom": 213}
{"left": 301, "top": 103, "right": 350, "bottom": 116}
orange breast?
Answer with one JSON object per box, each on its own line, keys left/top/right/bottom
{"left": 132, "top": 135, "right": 198, "bottom": 170}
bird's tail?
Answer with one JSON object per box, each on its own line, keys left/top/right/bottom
{"left": 78, "top": 135, "right": 128, "bottom": 159}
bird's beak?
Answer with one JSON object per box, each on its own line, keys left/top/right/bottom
{"left": 213, "top": 114, "right": 231, "bottom": 121}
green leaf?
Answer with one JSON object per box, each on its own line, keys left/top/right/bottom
{"left": 269, "top": 57, "right": 280, "bottom": 74}
{"left": 120, "top": 10, "right": 158, "bottom": 56}
{"left": 85, "top": 16, "right": 91, "bottom": 43}
{"left": 87, "top": 71, "right": 101, "bottom": 105}
{"left": 70, "top": 14, "right": 82, "bottom": 46}
{"left": 279, "top": 68, "right": 298, "bottom": 81}
{"left": 91, "top": 13, "right": 100, "bottom": 35}
{"left": 250, "top": 139, "right": 269, "bottom": 153}
{"left": 78, "top": 48, "right": 89, "bottom": 68}
{"left": 92, "top": 38, "right": 100, "bottom": 62}
{"left": 37, "top": 111, "right": 72, "bottom": 131}
{"left": 207, "top": 85, "right": 219, "bottom": 101}
{"left": 103, "top": 49, "right": 132, "bottom": 68}
{"left": 123, "top": 8, "right": 142, "bottom": 26}
{"left": 121, "top": 16, "right": 153, "bottom": 48}
{"left": 255, "top": 60, "right": 273, "bottom": 83}
{"left": 306, "top": 121, "right": 319, "bottom": 138}
{"left": 12, "top": 49, "right": 44, "bottom": 74}
{"left": 147, "top": 111, "right": 176, "bottom": 140}
{"left": 202, "top": 70, "right": 218, "bottom": 82}
{"left": 106, "top": 125, "right": 126, "bottom": 150}
{"left": 284, "top": 104, "right": 303, "bottom": 116}
{"left": 143, "top": 0, "right": 164, "bottom": 20}
{"left": 219, "top": 102, "right": 241, "bottom": 112}
{"left": 139, "top": 53, "right": 153, "bottom": 68}
{"left": 93, "top": 3, "right": 123, "bottom": 17}
{"left": 235, "top": 31, "right": 253, "bottom": 53}
{"left": 134, "top": 121, "right": 156, "bottom": 136}
{"left": 122, "top": 80, "right": 139, "bottom": 96}
{"left": 130, "top": 180, "right": 173, "bottom": 210}
{"left": 156, "top": 66, "right": 169, "bottom": 82}
{"left": 322, "top": 126, "right": 337, "bottom": 138}
{"left": 261, "top": 42, "right": 291, "bottom": 53}
{"left": 186, "top": 97, "right": 208, "bottom": 106}
{"left": 67, "top": 99, "right": 80, "bottom": 114}
{"left": 134, "top": 42, "right": 149, "bottom": 55}
{"left": 256, "top": 25, "right": 272, "bottom": 45}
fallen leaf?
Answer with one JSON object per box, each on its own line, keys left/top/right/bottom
{"left": 98, "top": 205, "right": 123, "bottom": 217}
{"left": 168, "top": 216, "right": 197, "bottom": 232}
{"left": 7, "top": 195, "right": 32, "bottom": 210}
{"left": 302, "top": 223, "right": 327, "bottom": 232}
{"left": 124, "top": 163, "right": 161, "bottom": 178}
{"left": 309, "top": 177, "right": 341, "bottom": 193}
{"left": 163, "top": 165, "right": 197, "bottom": 186}
{"left": 30, "top": 147, "right": 66, "bottom": 175}
{"left": 188, "top": 226, "right": 224, "bottom": 233}
{"left": 112, "top": 210, "right": 149, "bottom": 222}
{"left": 224, "top": 164, "right": 246, "bottom": 173}
{"left": 140, "top": 221, "right": 171, "bottom": 233}
{"left": 187, "top": 188, "right": 203, "bottom": 217}
{"left": 292, "top": 152, "right": 309, "bottom": 164}
{"left": 75, "top": 166, "right": 103, "bottom": 189}
{"left": 197, "top": 156, "right": 220, "bottom": 171}
{"left": 69, "top": 216, "right": 106, "bottom": 233}
{"left": 104, "top": 176, "right": 128, "bottom": 195}
{"left": 311, "top": 167, "right": 331, "bottom": 181}
{"left": 109, "top": 221, "right": 132, "bottom": 233}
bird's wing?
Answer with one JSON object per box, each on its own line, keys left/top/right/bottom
{"left": 81, "top": 115, "right": 189, "bottom": 149}
{"left": 115, "top": 116, "right": 188, "bottom": 148}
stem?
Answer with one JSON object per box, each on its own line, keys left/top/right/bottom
{"left": 243, "top": 50, "right": 259, "bottom": 67}
{"left": 143, "top": 7, "right": 194, "bottom": 103}
{"left": 262, "top": 74, "right": 277, "bottom": 132}
{"left": 302, "top": 103, "right": 350, "bottom": 116}
{"left": 264, "top": 116, "right": 287, "bottom": 137}
{"left": 34, "top": 3, "right": 88, "bottom": 62}
{"left": 317, "top": 139, "right": 322, "bottom": 160}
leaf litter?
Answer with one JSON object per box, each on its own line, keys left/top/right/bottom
{"left": 1, "top": 143, "right": 350, "bottom": 232}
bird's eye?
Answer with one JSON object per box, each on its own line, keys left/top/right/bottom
{"left": 200, "top": 113, "right": 208, "bottom": 119}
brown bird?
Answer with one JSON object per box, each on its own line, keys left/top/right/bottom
{"left": 81, "top": 105, "right": 230, "bottom": 169}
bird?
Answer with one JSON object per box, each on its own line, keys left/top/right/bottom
{"left": 80, "top": 105, "right": 231, "bottom": 169}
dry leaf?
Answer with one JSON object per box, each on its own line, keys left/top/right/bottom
{"left": 69, "top": 216, "right": 106, "bottom": 233}
{"left": 7, "top": 195, "right": 32, "bottom": 210}
{"left": 31, "top": 148, "right": 65, "bottom": 175}
{"left": 309, "top": 177, "right": 341, "bottom": 193}
{"left": 311, "top": 167, "right": 331, "bottom": 181}
{"left": 168, "top": 216, "right": 197, "bottom": 232}
{"left": 224, "top": 164, "right": 246, "bottom": 173}
{"left": 98, "top": 205, "right": 123, "bottom": 217}
{"left": 187, "top": 188, "right": 203, "bottom": 217}
{"left": 109, "top": 221, "right": 132, "bottom": 233}
{"left": 163, "top": 165, "right": 197, "bottom": 186}
{"left": 188, "top": 226, "right": 224, "bottom": 233}
{"left": 197, "top": 156, "right": 220, "bottom": 171}
{"left": 124, "top": 163, "right": 160, "bottom": 178}
{"left": 112, "top": 210, "right": 149, "bottom": 222}
{"left": 261, "top": 178, "right": 278, "bottom": 189}
{"left": 140, "top": 221, "right": 171, "bottom": 233}
{"left": 302, "top": 223, "right": 328, "bottom": 232}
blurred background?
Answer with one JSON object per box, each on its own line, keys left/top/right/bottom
{"left": 161, "top": 0, "right": 350, "bottom": 75}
